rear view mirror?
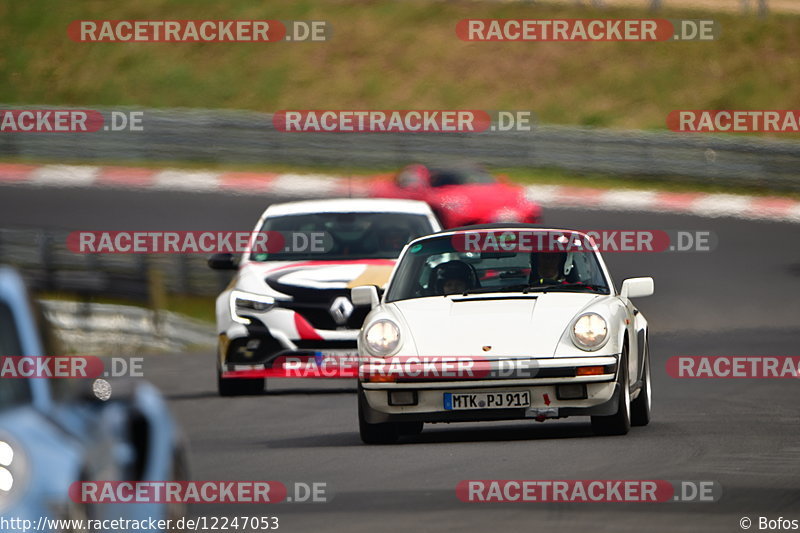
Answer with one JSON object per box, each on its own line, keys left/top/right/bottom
{"left": 208, "top": 253, "right": 237, "bottom": 270}
{"left": 352, "top": 285, "right": 380, "bottom": 309}
{"left": 620, "top": 277, "right": 654, "bottom": 299}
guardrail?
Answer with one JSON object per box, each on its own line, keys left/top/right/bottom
{"left": 1, "top": 106, "right": 799, "bottom": 190}
{"left": 0, "top": 228, "right": 229, "bottom": 299}
{"left": 41, "top": 300, "right": 216, "bottom": 355}
{"left": 551, "top": 0, "right": 773, "bottom": 15}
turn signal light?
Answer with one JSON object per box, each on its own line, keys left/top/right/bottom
{"left": 367, "top": 373, "right": 397, "bottom": 383}
{"left": 576, "top": 366, "right": 605, "bottom": 376}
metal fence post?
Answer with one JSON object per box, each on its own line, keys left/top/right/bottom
{"left": 148, "top": 264, "right": 167, "bottom": 339}
{"left": 38, "top": 230, "right": 54, "bottom": 292}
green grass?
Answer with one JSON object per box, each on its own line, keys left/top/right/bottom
{"left": 2, "top": 1, "right": 800, "bottom": 137}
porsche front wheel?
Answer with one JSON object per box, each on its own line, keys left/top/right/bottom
{"left": 630, "top": 341, "right": 651, "bottom": 427}
{"left": 358, "top": 388, "right": 400, "bottom": 444}
{"left": 591, "top": 346, "right": 631, "bottom": 436}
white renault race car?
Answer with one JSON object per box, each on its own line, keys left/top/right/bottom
{"left": 209, "top": 199, "right": 441, "bottom": 396}
{"left": 352, "top": 225, "right": 654, "bottom": 443}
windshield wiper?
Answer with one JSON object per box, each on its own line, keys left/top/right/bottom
{"left": 524, "top": 283, "right": 607, "bottom": 293}
{"left": 453, "top": 283, "right": 607, "bottom": 297}
{"left": 458, "top": 284, "right": 531, "bottom": 296}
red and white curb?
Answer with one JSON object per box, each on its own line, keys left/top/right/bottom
{"left": 522, "top": 184, "right": 800, "bottom": 223}
{"left": 1, "top": 163, "right": 799, "bottom": 224}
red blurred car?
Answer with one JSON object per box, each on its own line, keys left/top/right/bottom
{"left": 370, "top": 163, "right": 541, "bottom": 228}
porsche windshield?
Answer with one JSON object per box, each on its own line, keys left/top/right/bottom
{"left": 251, "top": 212, "right": 433, "bottom": 261}
{"left": 385, "top": 232, "right": 610, "bottom": 302}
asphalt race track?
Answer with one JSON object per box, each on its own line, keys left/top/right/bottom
{"left": 2, "top": 184, "right": 798, "bottom": 532}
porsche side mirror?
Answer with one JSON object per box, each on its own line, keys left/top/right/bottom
{"left": 620, "top": 277, "right": 654, "bottom": 299}
{"left": 352, "top": 285, "right": 380, "bottom": 309}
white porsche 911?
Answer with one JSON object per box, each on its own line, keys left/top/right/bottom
{"left": 352, "top": 225, "right": 654, "bottom": 443}
{"left": 208, "top": 198, "right": 441, "bottom": 396}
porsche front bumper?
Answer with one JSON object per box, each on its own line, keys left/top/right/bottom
{"left": 359, "top": 355, "right": 620, "bottom": 423}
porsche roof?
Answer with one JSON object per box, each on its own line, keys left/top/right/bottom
{"left": 432, "top": 223, "right": 585, "bottom": 234}
{"left": 264, "top": 198, "right": 434, "bottom": 217}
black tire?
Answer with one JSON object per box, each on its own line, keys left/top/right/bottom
{"left": 591, "top": 345, "right": 631, "bottom": 436}
{"left": 358, "top": 391, "right": 400, "bottom": 444}
{"left": 217, "top": 363, "right": 265, "bottom": 396}
{"left": 630, "top": 341, "right": 651, "bottom": 427}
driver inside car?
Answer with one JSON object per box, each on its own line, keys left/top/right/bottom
{"left": 377, "top": 226, "right": 411, "bottom": 253}
{"left": 431, "top": 260, "right": 474, "bottom": 295}
{"left": 325, "top": 214, "right": 373, "bottom": 256}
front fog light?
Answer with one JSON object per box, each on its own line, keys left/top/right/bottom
{"left": 571, "top": 313, "right": 608, "bottom": 351}
{"left": 364, "top": 319, "right": 400, "bottom": 356}
{"left": 557, "top": 384, "right": 587, "bottom": 400}
{"left": 389, "top": 391, "right": 418, "bottom": 406}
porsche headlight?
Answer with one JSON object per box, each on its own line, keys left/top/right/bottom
{"left": 230, "top": 290, "right": 276, "bottom": 324}
{"left": 364, "top": 319, "right": 401, "bottom": 356}
{"left": 571, "top": 313, "right": 608, "bottom": 351}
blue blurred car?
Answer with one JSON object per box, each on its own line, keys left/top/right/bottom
{"left": 0, "top": 267, "right": 188, "bottom": 532}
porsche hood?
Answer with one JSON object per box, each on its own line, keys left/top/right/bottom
{"left": 390, "top": 293, "right": 601, "bottom": 358}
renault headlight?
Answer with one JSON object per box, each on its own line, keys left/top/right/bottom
{"left": 230, "top": 290, "right": 276, "bottom": 324}
{"left": 364, "top": 319, "right": 401, "bottom": 356}
{"left": 571, "top": 313, "right": 608, "bottom": 351}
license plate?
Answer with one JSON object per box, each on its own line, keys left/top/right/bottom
{"left": 444, "top": 391, "right": 531, "bottom": 410}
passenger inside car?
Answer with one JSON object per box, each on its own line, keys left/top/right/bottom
{"left": 529, "top": 251, "right": 583, "bottom": 286}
